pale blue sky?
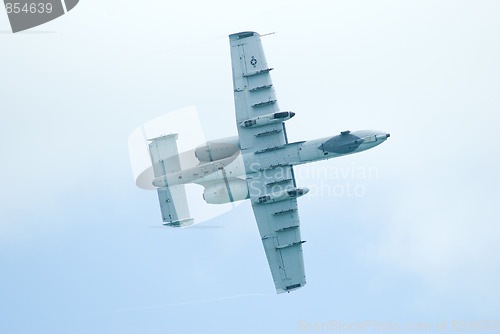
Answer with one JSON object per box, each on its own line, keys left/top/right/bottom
{"left": 1, "top": 1, "right": 499, "bottom": 333}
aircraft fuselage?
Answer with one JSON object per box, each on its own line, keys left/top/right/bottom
{"left": 152, "top": 129, "right": 390, "bottom": 193}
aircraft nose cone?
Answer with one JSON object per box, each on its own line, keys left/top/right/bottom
{"left": 386, "top": 133, "right": 390, "bottom": 138}
{"left": 289, "top": 112, "right": 296, "bottom": 118}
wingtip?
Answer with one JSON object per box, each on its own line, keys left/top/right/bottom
{"left": 229, "top": 31, "right": 259, "bottom": 40}
{"left": 163, "top": 218, "right": 195, "bottom": 228}
{"left": 276, "top": 281, "right": 306, "bottom": 294}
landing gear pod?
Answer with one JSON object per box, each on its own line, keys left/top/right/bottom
{"left": 239, "top": 112, "right": 295, "bottom": 128}
{"left": 256, "top": 187, "right": 310, "bottom": 204}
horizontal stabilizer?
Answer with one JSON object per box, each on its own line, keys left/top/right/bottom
{"left": 149, "top": 134, "right": 192, "bottom": 225}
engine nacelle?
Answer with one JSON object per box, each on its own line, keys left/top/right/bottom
{"left": 195, "top": 137, "right": 240, "bottom": 162}
{"left": 239, "top": 111, "right": 295, "bottom": 128}
{"left": 203, "top": 179, "right": 249, "bottom": 204}
{"left": 256, "top": 187, "right": 310, "bottom": 204}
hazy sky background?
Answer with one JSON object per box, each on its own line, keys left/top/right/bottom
{"left": 1, "top": 0, "right": 499, "bottom": 333}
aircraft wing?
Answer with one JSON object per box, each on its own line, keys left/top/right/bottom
{"left": 247, "top": 170, "right": 307, "bottom": 293}
{"left": 149, "top": 134, "right": 194, "bottom": 227}
{"left": 229, "top": 31, "right": 306, "bottom": 293}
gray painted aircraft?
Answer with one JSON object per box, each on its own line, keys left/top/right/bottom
{"left": 147, "top": 31, "right": 390, "bottom": 293}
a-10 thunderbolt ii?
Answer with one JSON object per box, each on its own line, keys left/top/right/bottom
{"left": 147, "top": 31, "right": 390, "bottom": 293}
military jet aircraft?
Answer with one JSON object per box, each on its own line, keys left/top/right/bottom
{"left": 147, "top": 31, "right": 390, "bottom": 293}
